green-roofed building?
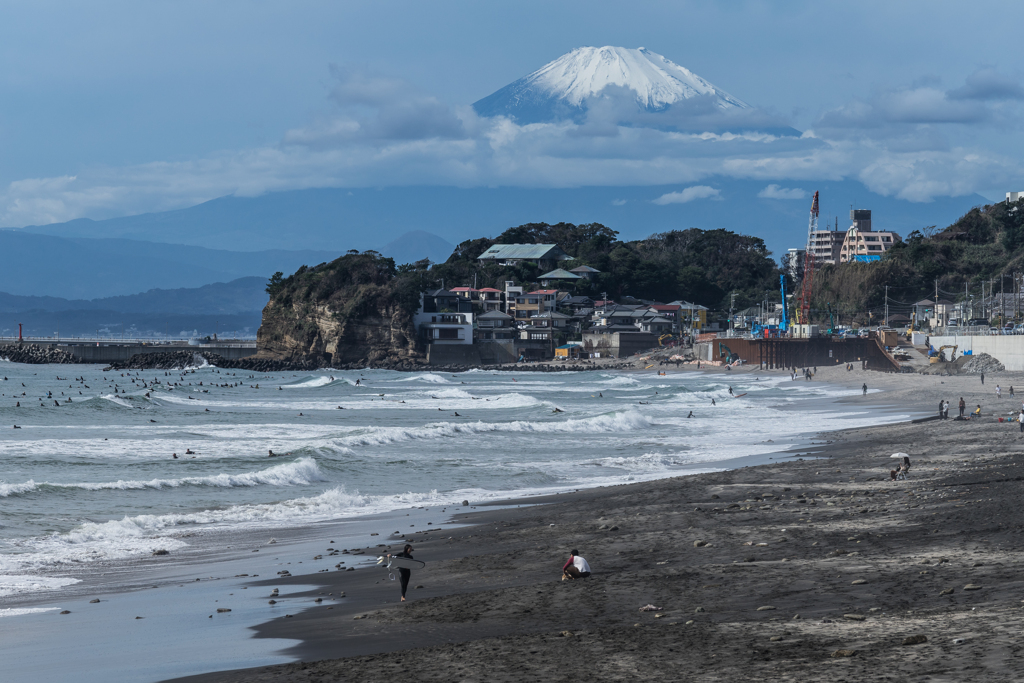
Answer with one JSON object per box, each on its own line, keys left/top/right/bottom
{"left": 538, "top": 268, "right": 582, "bottom": 285}
{"left": 477, "top": 244, "right": 572, "bottom": 271}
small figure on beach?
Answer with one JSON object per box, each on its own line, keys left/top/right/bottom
{"left": 1017, "top": 411, "right": 1024, "bottom": 433}
{"left": 981, "top": 373, "right": 985, "bottom": 385}
{"left": 393, "top": 544, "right": 415, "bottom": 602}
{"left": 562, "top": 549, "right": 591, "bottom": 580}
{"left": 997, "top": 385, "right": 1002, "bottom": 399}
{"left": 862, "top": 383, "right": 867, "bottom": 396}
{"left": 973, "top": 405, "right": 982, "bottom": 418}
{"left": 959, "top": 397, "right": 966, "bottom": 417}
{"left": 943, "top": 400, "right": 949, "bottom": 419}
{"left": 1011, "top": 386, "right": 1016, "bottom": 398}
{"left": 938, "top": 400, "right": 945, "bottom": 419}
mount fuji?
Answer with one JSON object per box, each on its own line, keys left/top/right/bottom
{"left": 474, "top": 46, "right": 766, "bottom": 128}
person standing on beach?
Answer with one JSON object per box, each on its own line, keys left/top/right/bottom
{"left": 997, "top": 385, "right": 1002, "bottom": 399}
{"left": 938, "top": 400, "right": 945, "bottom": 419}
{"left": 959, "top": 397, "right": 966, "bottom": 417}
{"left": 944, "top": 401, "right": 949, "bottom": 419}
{"left": 862, "top": 383, "right": 867, "bottom": 396}
{"left": 1011, "top": 386, "right": 1015, "bottom": 398}
{"left": 1018, "top": 411, "right": 1024, "bottom": 433}
{"left": 981, "top": 372, "right": 985, "bottom": 385}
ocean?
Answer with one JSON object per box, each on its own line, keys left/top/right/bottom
{"left": 0, "top": 361, "right": 906, "bottom": 680}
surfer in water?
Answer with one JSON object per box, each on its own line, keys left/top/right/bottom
{"left": 389, "top": 544, "right": 415, "bottom": 602}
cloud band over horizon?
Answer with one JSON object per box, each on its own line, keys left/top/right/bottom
{"left": 1, "top": 63, "right": 1021, "bottom": 228}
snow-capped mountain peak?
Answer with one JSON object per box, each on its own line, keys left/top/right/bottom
{"left": 474, "top": 46, "right": 749, "bottom": 123}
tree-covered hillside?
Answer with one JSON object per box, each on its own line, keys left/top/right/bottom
{"left": 431, "top": 222, "right": 782, "bottom": 310}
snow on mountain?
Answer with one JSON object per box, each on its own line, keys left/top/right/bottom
{"left": 474, "top": 46, "right": 750, "bottom": 124}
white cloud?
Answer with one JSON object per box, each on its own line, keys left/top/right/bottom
{"left": 758, "top": 184, "right": 807, "bottom": 200}
{"left": 611, "top": 198, "right": 627, "bottom": 206}
{"left": 652, "top": 186, "right": 721, "bottom": 205}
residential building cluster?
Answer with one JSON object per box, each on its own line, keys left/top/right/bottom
{"left": 412, "top": 243, "right": 708, "bottom": 360}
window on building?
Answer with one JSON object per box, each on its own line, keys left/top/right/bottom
{"left": 437, "top": 328, "right": 460, "bottom": 340}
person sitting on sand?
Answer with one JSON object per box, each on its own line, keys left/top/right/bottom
{"left": 973, "top": 405, "right": 982, "bottom": 418}
{"left": 562, "top": 549, "right": 591, "bottom": 580}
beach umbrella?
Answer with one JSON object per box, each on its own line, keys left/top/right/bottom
{"left": 890, "top": 452, "right": 910, "bottom": 459}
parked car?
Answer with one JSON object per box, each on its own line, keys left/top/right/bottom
{"left": 967, "top": 318, "right": 991, "bottom": 327}
{"left": 1014, "top": 323, "right": 1024, "bottom": 335}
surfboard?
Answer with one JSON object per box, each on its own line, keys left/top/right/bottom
{"left": 734, "top": 393, "right": 747, "bottom": 398}
{"left": 377, "top": 556, "right": 425, "bottom": 570}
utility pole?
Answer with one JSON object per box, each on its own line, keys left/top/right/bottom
{"left": 884, "top": 285, "right": 889, "bottom": 327}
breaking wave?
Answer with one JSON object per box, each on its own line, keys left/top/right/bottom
{"left": 0, "top": 457, "right": 326, "bottom": 497}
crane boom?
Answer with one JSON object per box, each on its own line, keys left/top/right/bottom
{"left": 797, "top": 191, "right": 819, "bottom": 323}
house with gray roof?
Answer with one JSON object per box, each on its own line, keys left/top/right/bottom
{"left": 477, "top": 244, "right": 572, "bottom": 271}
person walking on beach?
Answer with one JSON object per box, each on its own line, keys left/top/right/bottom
{"left": 959, "top": 397, "right": 966, "bottom": 418}
{"left": 862, "top": 383, "right": 867, "bottom": 396}
{"left": 981, "top": 372, "right": 985, "bottom": 385}
{"left": 562, "top": 549, "right": 591, "bottom": 580}
{"left": 997, "top": 385, "right": 1002, "bottom": 399}
{"left": 1011, "top": 386, "right": 1016, "bottom": 398}
{"left": 938, "top": 400, "right": 945, "bottom": 419}
{"left": 387, "top": 544, "right": 415, "bottom": 602}
{"left": 1018, "top": 411, "right": 1024, "bottom": 433}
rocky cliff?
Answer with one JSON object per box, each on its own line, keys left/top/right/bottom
{"left": 252, "top": 252, "right": 426, "bottom": 369}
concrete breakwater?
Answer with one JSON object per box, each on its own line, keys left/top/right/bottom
{"left": 0, "top": 343, "right": 81, "bottom": 364}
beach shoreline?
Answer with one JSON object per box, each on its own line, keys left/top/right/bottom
{"left": 160, "top": 366, "right": 1024, "bottom": 682}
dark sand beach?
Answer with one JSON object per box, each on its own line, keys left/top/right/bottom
{"left": 170, "top": 368, "right": 1024, "bottom": 682}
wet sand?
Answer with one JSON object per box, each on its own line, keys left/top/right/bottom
{"left": 170, "top": 368, "right": 1024, "bottom": 682}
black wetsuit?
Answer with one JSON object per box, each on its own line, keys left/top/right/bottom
{"left": 397, "top": 551, "right": 413, "bottom": 598}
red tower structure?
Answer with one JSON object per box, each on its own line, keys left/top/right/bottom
{"left": 797, "top": 191, "right": 819, "bottom": 324}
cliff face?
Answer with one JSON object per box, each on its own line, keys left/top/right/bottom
{"left": 253, "top": 253, "right": 426, "bottom": 368}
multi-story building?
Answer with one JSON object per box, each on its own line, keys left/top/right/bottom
{"left": 838, "top": 210, "right": 900, "bottom": 263}
{"left": 413, "top": 289, "right": 474, "bottom": 344}
{"left": 807, "top": 221, "right": 845, "bottom": 265}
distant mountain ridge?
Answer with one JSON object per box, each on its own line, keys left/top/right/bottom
{"left": 4, "top": 182, "right": 990, "bottom": 284}
{"left": 0, "top": 277, "right": 268, "bottom": 315}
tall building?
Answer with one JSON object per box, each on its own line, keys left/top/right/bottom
{"left": 838, "top": 210, "right": 901, "bottom": 263}
{"left": 807, "top": 218, "right": 844, "bottom": 265}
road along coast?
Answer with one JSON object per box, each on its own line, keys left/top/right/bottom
{"left": 169, "top": 369, "right": 1024, "bottom": 683}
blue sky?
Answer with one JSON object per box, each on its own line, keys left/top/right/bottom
{"left": 0, "top": 0, "right": 1021, "bottom": 227}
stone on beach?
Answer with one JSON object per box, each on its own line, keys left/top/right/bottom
{"left": 902, "top": 635, "right": 928, "bottom": 645}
